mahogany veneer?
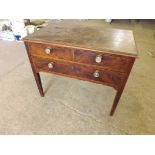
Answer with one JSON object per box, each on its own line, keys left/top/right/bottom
{"left": 23, "top": 20, "right": 138, "bottom": 116}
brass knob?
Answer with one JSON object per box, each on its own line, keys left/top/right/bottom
{"left": 44, "top": 47, "right": 53, "bottom": 54}
{"left": 48, "top": 62, "right": 54, "bottom": 69}
{"left": 93, "top": 70, "right": 100, "bottom": 78}
{"left": 95, "top": 55, "right": 102, "bottom": 63}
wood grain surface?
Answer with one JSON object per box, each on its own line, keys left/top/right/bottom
{"left": 23, "top": 20, "right": 138, "bottom": 57}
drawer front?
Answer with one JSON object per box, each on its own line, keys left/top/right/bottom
{"left": 32, "top": 56, "right": 75, "bottom": 76}
{"left": 30, "top": 43, "right": 73, "bottom": 61}
{"left": 32, "top": 56, "right": 124, "bottom": 89}
{"left": 74, "top": 49, "right": 133, "bottom": 72}
{"left": 74, "top": 64, "right": 124, "bottom": 88}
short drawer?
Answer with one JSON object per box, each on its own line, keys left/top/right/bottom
{"left": 32, "top": 56, "right": 75, "bottom": 76}
{"left": 74, "top": 49, "right": 134, "bottom": 73}
{"left": 74, "top": 64, "right": 124, "bottom": 89}
{"left": 30, "top": 43, "right": 73, "bottom": 61}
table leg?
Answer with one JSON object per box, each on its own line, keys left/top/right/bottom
{"left": 110, "top": 87, "right": 124, "bottom": 116}
{"left": 24, "top": 42, "right": 44, "bottom": 97}
{"left": 110, "top": 58, "right": 135, "bottom": 116}
{"left": 32, "top": 72, "right": 44, "bottom": 97}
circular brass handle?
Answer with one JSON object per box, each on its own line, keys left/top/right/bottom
{"left": 93, "top": 70, "right": 100, "bottom": 78}
{"left": 44, "top": 47, "right": 53, "bottom": 54}
{"left": 48, "top": 62, "right": 54, "bottom": 69}
{"left": 95, "top": 55, "right": 102, "bottom": 63}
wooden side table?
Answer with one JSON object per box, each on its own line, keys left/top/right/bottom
{"left": 23, "top": 20, "right": 138, "bottom": 116}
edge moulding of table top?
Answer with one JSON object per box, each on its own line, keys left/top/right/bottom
{"left": 23, "top": 20, "right": 138, "bottom": 116}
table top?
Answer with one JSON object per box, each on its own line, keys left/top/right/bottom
{"left": 23, "top": 20, "right": 138, "bottom": 57}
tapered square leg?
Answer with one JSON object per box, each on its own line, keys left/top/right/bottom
{"left": 24, "top": 42, "right": 44, "bottom": 97}
{"left": 33, "top": 72, "right": 44, "bottom": 97}
{"left": 109, "top": 58, "right": 135, "bottom": 116}
{"left": 110, "top": 89, "right": 123, "bottom": 116}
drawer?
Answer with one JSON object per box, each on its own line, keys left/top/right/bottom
{"left": 30, "top": 43, "right": 73, "bottom": 61}
{"left": 32, "top": 56, "right": 124, "bottom": 89}
{"left": 32, "top": 56, "right": 75, "bottom": 76}
{"left": 74, "top": 64, "right": 124, "bottom": 89}
{"left": 74, "top": 49, "right": 133, "bottom": 73}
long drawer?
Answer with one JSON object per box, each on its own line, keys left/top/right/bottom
{"left": 32, "top": 56, "right": 124, "bottom": 89}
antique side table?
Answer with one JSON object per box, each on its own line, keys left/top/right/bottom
{"left": 23, "top": 20, "right": 138, "bottom": 116}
